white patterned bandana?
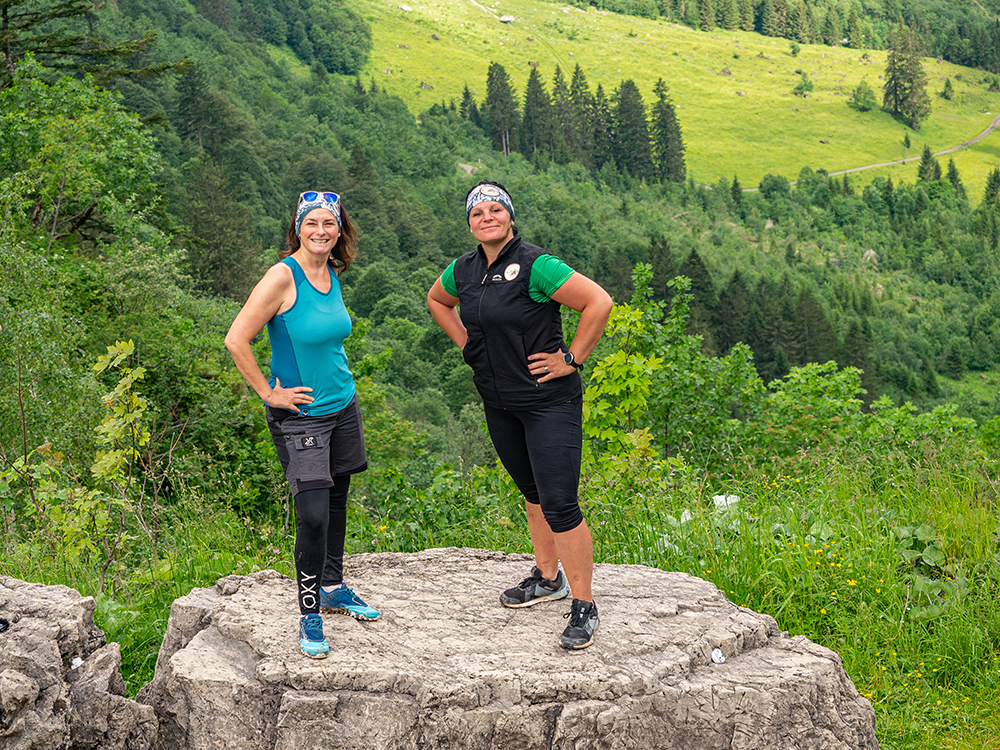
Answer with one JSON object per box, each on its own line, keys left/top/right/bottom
{"left": 465, "top": 184, "right": 515, "bottom": 222}
{"left": 295, "top": 192, "right": 342, "bottom": 235}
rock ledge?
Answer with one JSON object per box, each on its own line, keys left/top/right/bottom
{"left": 138, "top": 548, "right": 878, "bottom": 749}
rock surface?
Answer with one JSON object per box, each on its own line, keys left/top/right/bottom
{"left": 0, "top": 575, "right": 157, "bottom": 750}
{"left": 139, "top": 548, "right": 878, "bottom": 749}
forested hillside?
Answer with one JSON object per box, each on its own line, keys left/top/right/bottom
{"left": 2, "top": 2, "right": 1000, "bottom": 747}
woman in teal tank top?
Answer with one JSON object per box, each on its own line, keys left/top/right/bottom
{"left": 225, "top": 191, "right": 378, "bottom": 659}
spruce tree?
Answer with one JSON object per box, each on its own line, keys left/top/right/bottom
{"left": 792, "top": 1, "right": 811, "bottom": 43}
{"left": 882, "top": 26, "right": 906, "bottom": 117}
{"left": 0, "top": 0, "right": 165, "bottom": 86}
{"left": 916, "top": 145, "right": 938, "bottom": 182}
{"left": 591, "top": 83, "right": 614, "bottom": 170}
{"left": 714, "top": 270, "right": 750, "bottom": 352}
{"left": 760, "top": 0, "right": 779, "bottom": 36}
{"left": 521, "top": 67, "right": 552, "bottom": 162}
{"left": 484, "top": 62, "right": 518, "bottom": 155}
{"left": 822, "top": 9, "right": 841, "bottom": 46}
{"left": 847, "top": 7, "right": 862, "bottom": 48}
{"left": 697, "top": 0, "right": 715, "bottom": 30}
{"left": 719, "top": 0, "right": 739, "bottom": 30}
{"left": 983, "top": 168, "right": 1000, "bottom": 206}
{"left": 730, "top": 175, "right": 744, "bottom": 218}
{"left": 650, "top": 78, "right": 686, "bottom": 183}
{"left": 551, "top": 66, "right": 573, "bottom": 163}
{"left": 773, "top": 0, "right": 789, "bottom": 37}
{"left": 679, "top": 249, "right": 718, "bottom": 349}
{"left": 901, "top": 28, "right": 931, "bottom": 129}
{"left": 946, "top": 158, "right": 964, "bottom": 198}
{"left": 613, "top": 79, "right": 653, "bottom": 180}
{"left": 568, "top": 64, "right": 595, "bottom": 169}
{"left": 738, "top": 0, "right": 755, "bottom": 31}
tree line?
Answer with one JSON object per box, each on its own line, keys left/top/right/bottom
{"left": 578, "top": 0, "right": 1000, "bottom": 73}
{"left": 434, "top": 62, "right": 685, "bottom": 183}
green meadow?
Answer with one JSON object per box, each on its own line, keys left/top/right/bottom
{"left": 346, "top": 0, "right": 1000, "bottom": 198}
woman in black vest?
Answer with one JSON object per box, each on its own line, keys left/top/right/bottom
{"left": 427, "top": 181, "right": 613, "bottom": 649}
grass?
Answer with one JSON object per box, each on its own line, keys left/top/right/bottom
{"left": 343, "top": 0, "right": 1000, "bottom": 199}
{"left": 3, "top": 437, "right": 999, "bottom": 748}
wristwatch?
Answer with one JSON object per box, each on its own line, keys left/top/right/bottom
{"left": 564, "top": 350, "right": 584, "bottom": 371}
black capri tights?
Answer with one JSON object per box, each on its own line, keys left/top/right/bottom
{"left": 483, "top": 399, "right": 584, "bottom": 533}
{"left": 294, "top": 475, "right": 350, "bottom": 614}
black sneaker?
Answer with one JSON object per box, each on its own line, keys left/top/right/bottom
{"left": 560, "top": 598, "right": 599, "bottom": 649}
{"left": 499, "top": 566, "right": 571, "bottom": 608}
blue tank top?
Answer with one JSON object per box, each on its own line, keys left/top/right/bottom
{"left": 266, "top": 257, "right": 355, "bottom": 416}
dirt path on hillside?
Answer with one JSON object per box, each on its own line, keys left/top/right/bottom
{"left": 825, "top": 113, "right": 1000, "bottom": 178}
{"left": 715, "top": 113, "right": 1000, "bottom": 191}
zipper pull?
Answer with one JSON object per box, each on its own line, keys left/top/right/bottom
{"left": 481, "top": 272, "right": 488, "bottom": 285}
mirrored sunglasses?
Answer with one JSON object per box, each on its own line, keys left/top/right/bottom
{"left": 299, "top": 191, "right": 340, "bottom": 204}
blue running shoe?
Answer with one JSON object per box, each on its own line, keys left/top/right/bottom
{"left": 299, "top": 613, "right": 329, "bottom": 659}
{"left": 320, "top": 584, "right": 380, "bottom": 621}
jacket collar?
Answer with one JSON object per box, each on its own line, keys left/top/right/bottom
{"left": 477, "top": 234, "right": 521, "bottom": 267}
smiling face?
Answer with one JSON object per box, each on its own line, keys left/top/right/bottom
{"left": 298, "top": 208, "right": 341, "bottom": 256}
{"left": 468, "top": 200, "right": 514, "bottom": 248}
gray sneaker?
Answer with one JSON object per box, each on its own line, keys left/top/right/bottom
{"left": 500, "top": 566, "right": 570, "bottom": 608}
{"left": 560, "top": 598, "right": 599, "bottom": 649}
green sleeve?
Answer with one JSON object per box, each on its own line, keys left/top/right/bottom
{"left": 529, "top": 254, "right": 576, "bottom": 303}
{"left": 440, "top": 259, "right": 459, "bottom": 297}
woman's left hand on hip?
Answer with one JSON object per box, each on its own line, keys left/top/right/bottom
{"left": 527, "top": 352, "right": 570, "bottom": 382}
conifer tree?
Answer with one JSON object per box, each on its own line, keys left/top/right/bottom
{"left": 650, "top": 78, "right": 686, "bottom": 183}
{"left": 884, "top": 26, "right": 930, "bottom": 130}
{"left": 611, "top": 79, "right": 653, "bottom": 180}
{"left": 714, "top": 270, "right": 751, "bottom": 352}
{"left": 679, "top": 248, "right": 718, "bottom": 349}
{"left": 719, "top": 0, "right": 738, "bottom": 30}
{"left": 917, "top": 145, "right": 939, "bottom": 182}
{"left": 982, "top": 167, "right": 1000, "bottom": 206}
{"left": 847, "top": 7, "right": 862, "bottom": 48}
{"left": 0, "top": 0, "right": 165, "bottom": 86}
{"left": 760, "top": 0, "right": 779, "bottom": 36}
{"left": 591, "top": 83, "right": 614, "bottom": 170}
{"left": 181, "top": 158, "right": 263, "bottom": 301}
{"left": 521, "top": 67, "right": 552, "bottom": 163}
{"left": 697, "top": 0, "right": 715, "bottom": 30}
{"left": 822, "top": 9, "right": 841, "bottom": 46}
{"left": 485, "top": 62, "right": 518, "bottom": 155}
{"left": 773, "top": 0, "right": 789, "bottom": 37}
{"left": 568, "top": 64, "right": 595, "bottom": 168}
{"left": 792, "top": 1, "right": 811, "bottom": 43}
{"left": 730, "top": 175, "right": 744, "bottom": 218}
{"left": 738, "top": 0, "right": 755, "bottom": 31}
{"left": 946, "top": 158, "right": 964, "bottom": 199}
{"left": 460, "top": 84, "right": 481, "bottom": 128}
{"left": 550, "top": 66, "right": 573, "bottom": 163}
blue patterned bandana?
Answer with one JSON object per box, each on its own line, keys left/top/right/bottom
{"left": 295, "top": 195, "right": 342, "bottom": 235}
{"left": 466, "top": 184, "right": 515, "bottom": 222}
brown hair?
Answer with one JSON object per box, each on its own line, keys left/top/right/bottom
{"left": 282, "top": 199, "right": 358, "bottom": 272}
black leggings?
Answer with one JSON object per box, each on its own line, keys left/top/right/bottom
{"left": 294, "top": 475, "right": 350, "bottom": 614}
{"left": 483, "top": 399, "right": 584, "bottom": 533}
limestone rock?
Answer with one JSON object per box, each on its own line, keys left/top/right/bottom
{"left": 140, "top": 548, "right": 878, "bottom": 749}
{"left": 0, "top": 575, "right": 157, "bottom": 750}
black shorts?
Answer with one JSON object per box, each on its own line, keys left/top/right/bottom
{"left": 482, "top": 398, "right": 584, "bottom": 533}
{"left": 266, "top": 393, "right": 367, "bottom": 496}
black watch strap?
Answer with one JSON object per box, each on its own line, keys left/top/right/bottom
{"left": 564, "top": 350, "right": 584, "bottom": 371}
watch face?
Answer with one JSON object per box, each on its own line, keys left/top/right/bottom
{"left": 564, "top": 351, "right": 574, "bottom": 365}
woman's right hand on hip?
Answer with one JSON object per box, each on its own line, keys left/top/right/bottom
{"left": 268, "top": 378, "right": 314, "bottom": 412}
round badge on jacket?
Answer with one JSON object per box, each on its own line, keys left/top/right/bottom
{"left": 504, "top": 263, "right": 521, "bottom": 281}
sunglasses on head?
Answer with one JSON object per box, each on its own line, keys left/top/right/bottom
{"left": 299, "top": 191, "right": 340, "bottom": 204}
